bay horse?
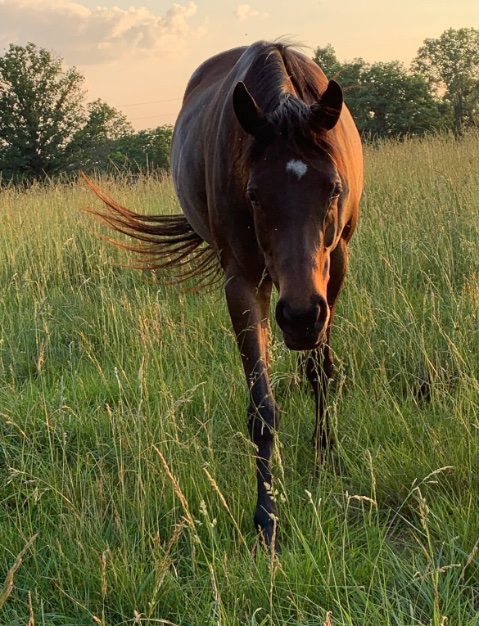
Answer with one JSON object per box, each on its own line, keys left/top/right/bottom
{"left": 85, "top": 41, "right": 363, "bottom": 549}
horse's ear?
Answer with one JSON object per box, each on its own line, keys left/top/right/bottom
{"left": 310, "top": 80, "right": 343, "bottom": 132}
{"left": 233, "top": 82, "right": 267, "bottom": 136}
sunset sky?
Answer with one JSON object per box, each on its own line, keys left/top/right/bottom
{"left": 1, "top": 0, "right": 478, "bottom": 129}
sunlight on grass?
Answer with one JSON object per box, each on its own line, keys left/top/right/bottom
{"left": 1, "top": 135, "right": 479, "bottom": 624}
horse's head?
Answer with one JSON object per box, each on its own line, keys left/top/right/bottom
{"left": 234, "top": 80, "right": 348, "bottom": 350}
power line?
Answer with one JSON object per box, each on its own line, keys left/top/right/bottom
{"left": 118, "top": 97, "right": 182, "bottom": 107}
{"left": 130, "top": 113, "right": 178, "bottom": 121}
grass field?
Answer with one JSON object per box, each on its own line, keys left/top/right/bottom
{"left": 1, "top": 131, "right": 479, "bottom": 625}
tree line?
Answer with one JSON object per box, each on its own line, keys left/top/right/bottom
{"left": 0, "top": 43, "right": 173, "bottom": 185}
{"left": 314, "top": 27, "right": 479, "bottom": 139}
{"left": 1, "top": 28, "right": 478, "bottom": 185}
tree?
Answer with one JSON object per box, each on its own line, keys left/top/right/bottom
{"left": 0, "top": 43, "right": 131, "bottom": 184}
{"left": 312, "top": 46, "right": 447, "bottom": 139}
{"left": 70, "top": 99, "right": 132, "bottom": 172}
{"left": 312, "top": 44, "right": 342, "bottom": 78}
{"left": 0, "top": 43, "right": 86, "bottom": 182}
{"left": 412, "top": 28, "right": 479, "bottom": 134}
{"left": 347, "top": 61, "right": 448, "bottom": 138}
{"left": 108, "top": 126, "right": 173, "bottom": 175}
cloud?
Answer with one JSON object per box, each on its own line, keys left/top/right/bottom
{"left": 235, "top": 4, "right": 269, "bottom": 22}
{"left": 0, "top": 0, "right": 199, "bottom": 64}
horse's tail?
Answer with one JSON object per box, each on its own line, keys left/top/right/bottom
{"left": 82, "top": 173, "right": 221, "bottom": 289}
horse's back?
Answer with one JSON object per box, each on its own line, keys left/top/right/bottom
{"left": 183, "top": 46, "right": 247, "bottom": 104}
{"left": 170, "top": 46, "right": 248, "bottom": 243}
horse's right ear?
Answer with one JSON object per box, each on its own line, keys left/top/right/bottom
{"left": 233, "top": 82, "right": 267, "bottom": 136}
{"left": 310, "top": 80, "right": 343, "bottom": 132}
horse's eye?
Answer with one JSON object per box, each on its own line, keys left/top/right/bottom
{"left": 247, "top": 188, "right": 260, "bottom": 206}
{"left": 331, "top": 183, "right": 342, "bottom": 200}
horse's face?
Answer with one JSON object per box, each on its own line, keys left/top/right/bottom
{"left": 247, "top": 146, "right": 344, "bottom": 350}
{"left": 234, "top": 80, "right": 346, "bottom": 351}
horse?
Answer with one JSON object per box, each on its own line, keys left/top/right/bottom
{"left": 85, "top": 40, "right": 363, "bottom": 549}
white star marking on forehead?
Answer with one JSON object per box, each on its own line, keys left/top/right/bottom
{"left": 286, "top": 159, "right": 308, "bottom": 180}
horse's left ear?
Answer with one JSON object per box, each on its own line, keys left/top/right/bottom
{"left": 233, "top": 82, "right": 267, "bottom": 136}
{"left": 310, "top": 80, "right": 343, "bottom": 132}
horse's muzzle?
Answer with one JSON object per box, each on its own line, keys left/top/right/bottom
{"left": 275, "top": 297, "right": 329, "bottom": 351}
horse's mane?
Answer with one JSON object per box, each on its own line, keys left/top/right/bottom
{"left": 242, "top": 42, "right": 338, "bottom": 162}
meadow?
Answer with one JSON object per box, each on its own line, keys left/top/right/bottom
{"left": 1, "top": 131, "right": 479, "bottom": 625}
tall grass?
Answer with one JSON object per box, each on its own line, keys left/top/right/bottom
{"left": 1, "top": 132, "right": 479, "bottom": 625}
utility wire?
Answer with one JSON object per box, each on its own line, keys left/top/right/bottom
{"left": 118, "top": 97, "right": 182, "bottom": 107}
{"left": 129, "top": 112, "right": 178, "bottom": 122}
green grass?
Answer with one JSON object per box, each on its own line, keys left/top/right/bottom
{"left": 1, "top": 132, "right": 479, "bottom": 625}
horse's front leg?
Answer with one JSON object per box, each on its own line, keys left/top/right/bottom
{"left": 225, "top": 273, "right": 279, "bottom": 548}
{"left": 305, "top": 342, "right": 334, "bottom": 466}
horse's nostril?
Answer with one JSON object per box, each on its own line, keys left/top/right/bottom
{"left": 316, "top": 297, "right": 329, "bottom": 328}
{"left": 276, "top": 299, "right": 296, "bottom": 328}
{"left": 278, "top": 300, "right": 293, "bottom": 324}
{"left": 276, "top": 299, "right": 325, "bottom": 334}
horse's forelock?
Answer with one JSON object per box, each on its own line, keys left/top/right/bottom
{"left": 268, "top": 94, "right": 312, "bottom": 139}
{"left": 245, "top": 95, "right": 335, "bottom": 167}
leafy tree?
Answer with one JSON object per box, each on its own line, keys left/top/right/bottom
{"left": 313, "top": 46, "right": 447, "bottom": 139}
{"left": 348, "top": 61, "right": 448, "bottom": 138}
{"left": 0, "top": 43, "right": 85, "bottom": 182}
{"left": 0, "top": 43, "right": 130, "bottom": 184}
{"left": 312, "top": 44, "right": 342, "bottom": 78}
{"left": 70, "top": 99, "right": 132, "bottom": 172}
{"left": 108, "top": 126, "right": 173, "bottom": 175}
{"left": 412, "top": 27, "right": 479, "bottom": 134}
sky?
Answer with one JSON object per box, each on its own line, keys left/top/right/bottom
{"left": 0, "top": 0, "right": 478, "bottom": 130}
